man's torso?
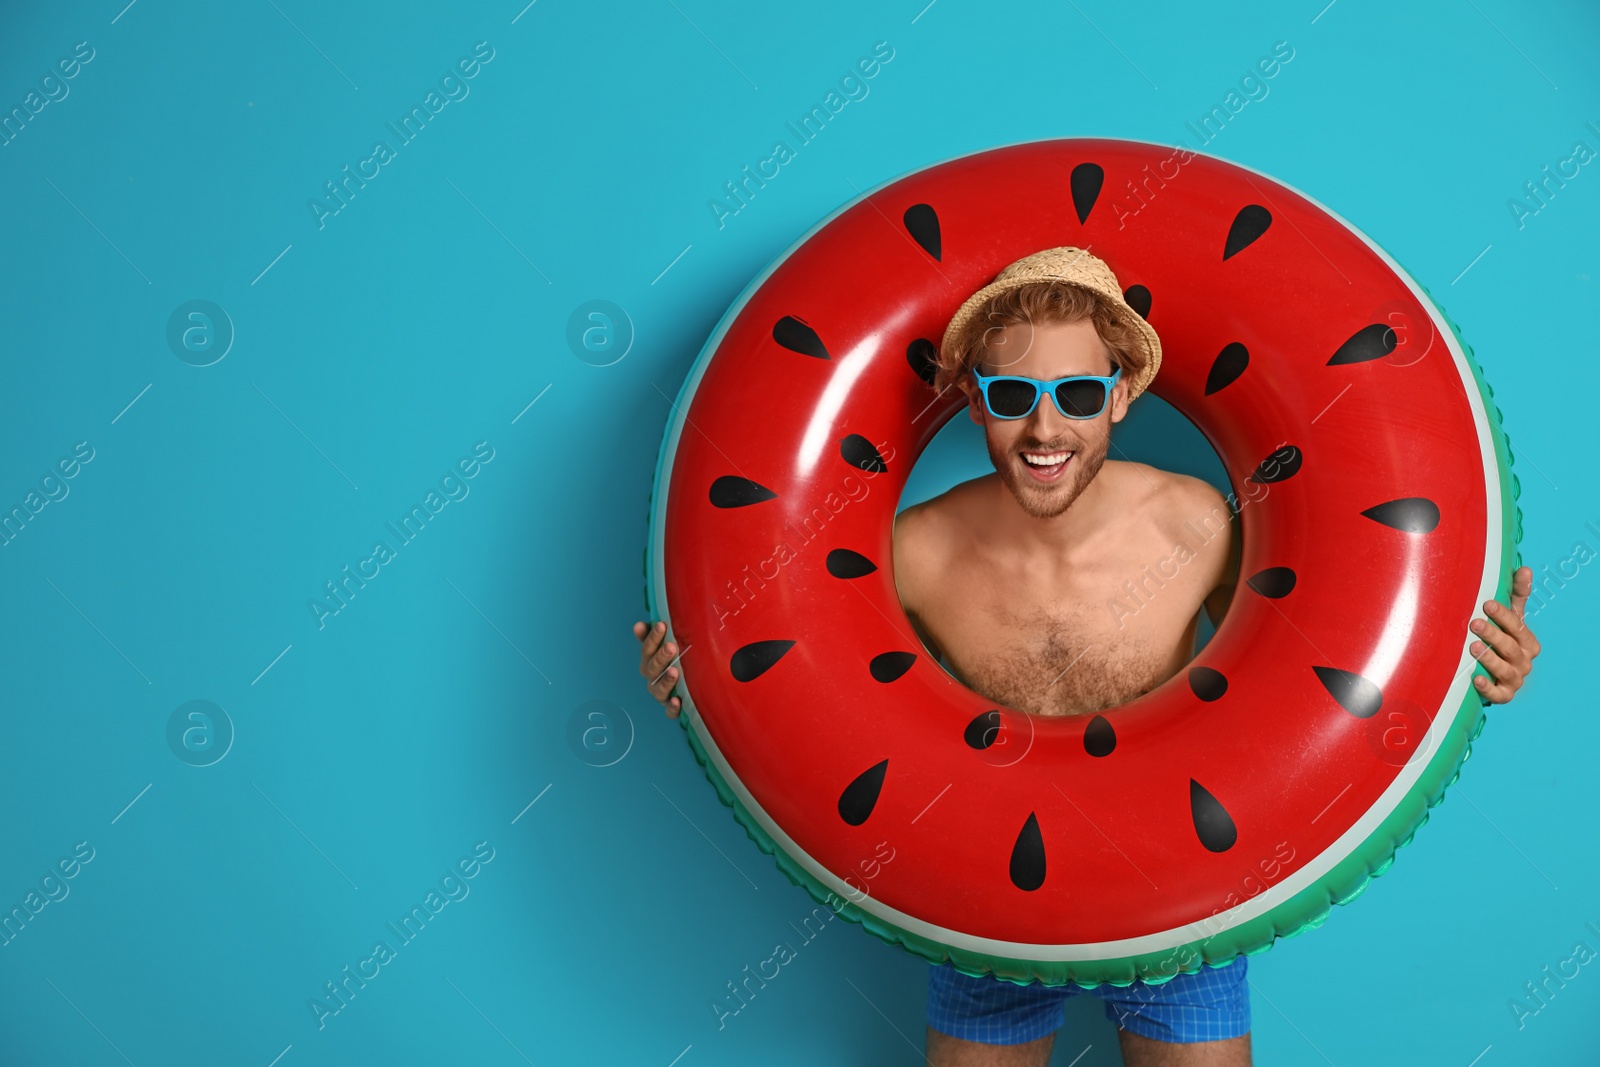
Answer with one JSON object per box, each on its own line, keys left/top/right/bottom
{"left": 893, "top": 461, "right": 1234, "bottom": 717}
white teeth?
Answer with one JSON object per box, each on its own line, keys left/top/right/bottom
{"left": 1022, "top": 451, "right": 1072, "bottom": 467}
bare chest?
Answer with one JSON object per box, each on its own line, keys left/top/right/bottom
{"left": 921, "top": 566, "right": 1201, "bottom": 718}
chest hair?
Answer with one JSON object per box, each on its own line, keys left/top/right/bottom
{"left": 941, "top": 602, "right": 1176, "bottom": 717}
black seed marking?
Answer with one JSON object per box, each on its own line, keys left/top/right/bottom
{"left": 825, "top": 548, "right": 877, "bottom": 579}
{"left": 730, "top": 640, "right": 796, "bottom": 682}
{"left": 1084, "top": 714, "right": 1116, "bottom": 757}
{"left": 840, "top": 434, "right": 888, "bottom": 473}
{"left": 1189, "top": 667, "right": 1228, "bottom": 702}
{"left": 1327, "top": 323, "right": 1398, "bottom": 366}
{"left": 903, "top": 203, "right": 941, "bottom": 261}
{"left": 1123, "top": 284, "right": 1152, "bottom": 320}
{"left": 1190, "top": 780, "right": 1238, "bottom": 852}
{"left": 1223, "top": 204, "right": 1272, "bottom": 260}
{"left": 1245, "top": 567, "right": 1297, "bottom": 598}
{"left": 906, "top": 338, "right": 938, "bottom": 386}
{"left": 709, "top": 475, "right": 777, "bottom": 508}
{"left": 1361, "top": 497, "right": 1440, "bottom": 534}
{"left": 1313, "top": 666, "right": 1384, "bottom": 718}
{"left": 870, "top": 651, "right": 917, "bottom": 683}
{"left": 773, "top": 315, "right": 829, "bottom": 360}
{"left": 838, "top": 758, "right": 888, "bottom": 826}
{"left": 1205, "top": 342, "right": 1250, "bottom": 395}
{"left": 965, "top": 710, "right": 1001, "bottom": 751}
{"left": 1249, "top": 444, "right": 1302, "bottom": 484}
{"left": 1010, "top": 812, "right": 1046, "bottom": 891}
{"left": 1070, "top": 163, "right": 1104, "bottom": 224}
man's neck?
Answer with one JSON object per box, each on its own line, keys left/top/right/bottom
{"left": 987, "top": 461, "right": 1121, "bottom": 557}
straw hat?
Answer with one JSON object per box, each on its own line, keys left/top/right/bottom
{"left": 939, "top": 246, "right": 1163, "bottom": 401}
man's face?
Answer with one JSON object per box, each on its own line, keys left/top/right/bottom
{"left": 963, "top": 318, "right": 1131, "bottom": 519}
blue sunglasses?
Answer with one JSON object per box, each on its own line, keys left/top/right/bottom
{"left": 970, "top": 366, "right": 1122, "bottom": 420}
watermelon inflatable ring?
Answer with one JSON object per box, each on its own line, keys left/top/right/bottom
{"left": 643, "top": 137, "right": 1521, "bottom": 987}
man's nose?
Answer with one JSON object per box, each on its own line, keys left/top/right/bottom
{"left": 1026, "top": 388, "right": 1075, "bottom": 431}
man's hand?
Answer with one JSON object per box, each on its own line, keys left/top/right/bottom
{"left": 1469, "top": 566, "right": 1540, "bottom": 704}
{"left": 634, "top": 620, "right": 683, "bottom": 718}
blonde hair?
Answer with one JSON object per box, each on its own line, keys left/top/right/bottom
{"left": 935, "top": 281, "right": 1150, "bottom": 396}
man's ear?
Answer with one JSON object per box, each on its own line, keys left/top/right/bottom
{"left": 963, "top": 371, "right": 986, "bottom": 425}
{"left": 1108, "top": 377, "right": 1132, "bottom": 425}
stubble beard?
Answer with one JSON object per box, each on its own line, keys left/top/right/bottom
{"left": 988, "top": 432, "right": 1110, "bottom": 519}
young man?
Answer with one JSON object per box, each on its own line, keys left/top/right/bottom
{"left": 634, "top": 247, "right": 1540, "bottom": 1067}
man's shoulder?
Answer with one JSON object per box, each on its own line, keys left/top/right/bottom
{"left": 895, "top": 482, "right": 972, "bottom": 547}
{"left": 894, "top": 479, "right": 987, "bottom": 572}
{"left": 1104, "top": 461, "right": 1230, "bottom": 532}
{"left": 1160, "top": 466, "right": 1231, "bottom": 517}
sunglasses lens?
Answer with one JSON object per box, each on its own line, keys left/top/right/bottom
{"left": 987, "top": 379, "right": 1037, "bottom": 418}
{"left": 1055, "top": 379, "right": 1108, "bottom": 417}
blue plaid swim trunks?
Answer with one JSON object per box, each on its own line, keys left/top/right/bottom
{"left": 927, "top": 956, "right": 1250, "bottom": 1045}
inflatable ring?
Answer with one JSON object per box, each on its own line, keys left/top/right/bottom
{"left": 644, "top": 137, "right": 1521, "bottom": 986}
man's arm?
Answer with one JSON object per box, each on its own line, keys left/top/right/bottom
{"left": 1188, "top": 505, "right": 1541, "bottom": 705}
{"left": 1158, "top": 473, "right": 1238, "bottom": 630}
{"left": 893, "top": 502, "right": 946, "bottom": 664}
{"left": 1203, "top": 506, "right": 1242, "bottom": 628}
{"left": 907, "top": 610, "right": 945, "bottom": 665}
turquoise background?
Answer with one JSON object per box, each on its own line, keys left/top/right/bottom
{"left": 1, "top": 1, "right": 1595, "bottom": 1064}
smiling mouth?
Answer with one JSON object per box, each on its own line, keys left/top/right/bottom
{"left": 1019, "top": 449, "right": 1073, "bottom": 481}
